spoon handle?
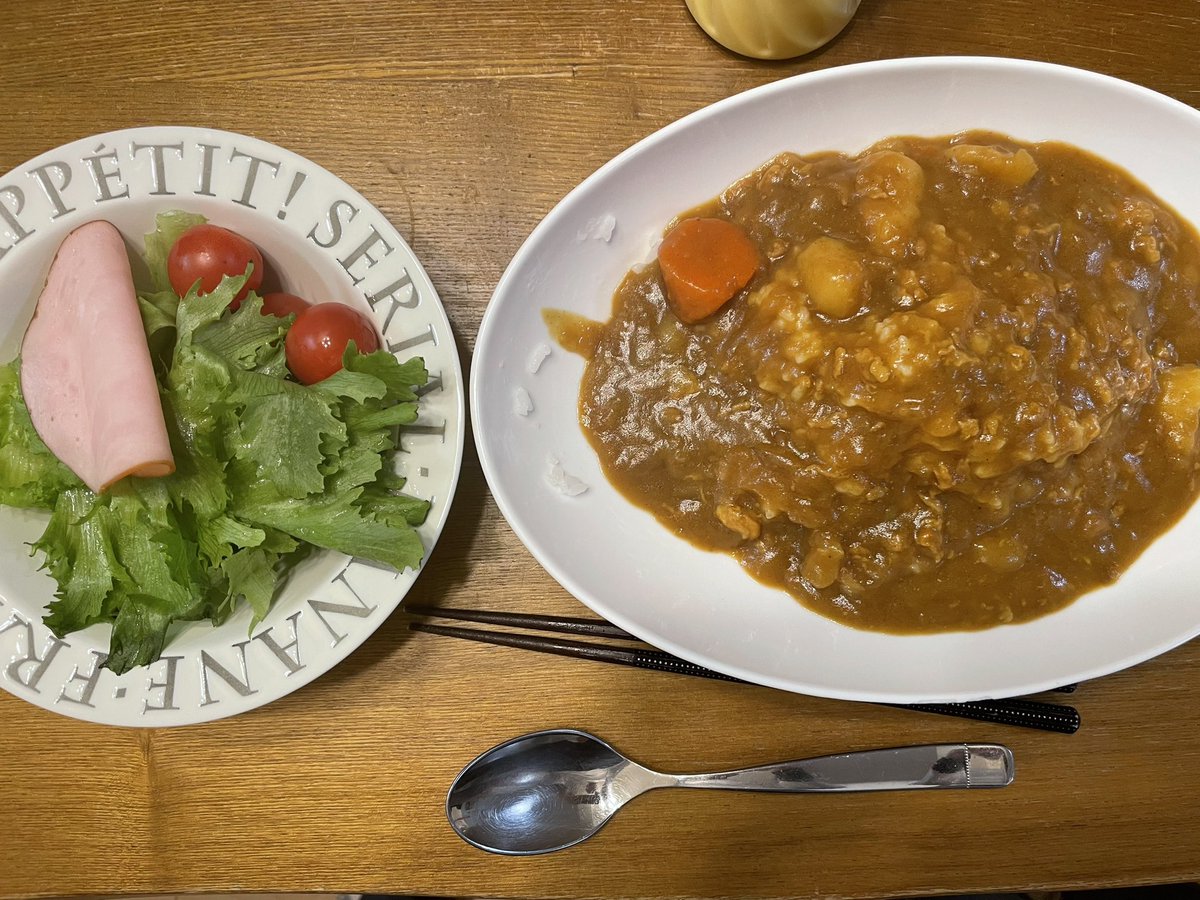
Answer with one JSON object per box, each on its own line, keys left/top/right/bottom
{"left": 672, "top": 743, "right": 1013, "bottom": 792}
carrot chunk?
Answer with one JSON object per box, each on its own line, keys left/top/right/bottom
{"left": 657, "top": 217, "right": 759, "bottom": 323}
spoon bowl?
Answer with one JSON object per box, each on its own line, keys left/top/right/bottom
{"left": 447, "top": 729, "right": 1014, "bottom": 855}
{"left": 447, "top": 729, "right": 664, "bottom": 855}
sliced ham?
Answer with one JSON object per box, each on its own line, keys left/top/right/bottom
{"left": 22, "top": 220, "right": 175, "bottom": 493}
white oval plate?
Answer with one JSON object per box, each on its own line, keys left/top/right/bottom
{"left": 0, "top": 127, "right": 464, "bottom": 726}
{"left": 473, "top": 57, "right": 1200, "bottom": 704}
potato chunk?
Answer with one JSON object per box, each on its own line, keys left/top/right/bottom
{"left": 947, "top": 144, "right": 1038, "bottom": 187}
{"left": 796, "top": 237, "right": 867, "bottom": 319}
{"left": 1154, "top": 364, "right": 1200, "bottom": 458}
{"left": 802, "top": 532, "right": 845, "bottom": 589}
{"left": 855, "top": 151, "right": 925, "bottom": 257}
{"left": 716, "top": 502, "right": 761, "bottom": 541}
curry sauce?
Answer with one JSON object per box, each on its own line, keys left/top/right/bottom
{"left": 561, "top": 132, "right": 1200, "bottom": 632}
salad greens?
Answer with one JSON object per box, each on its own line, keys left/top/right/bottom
{"left": 0, "top": 211, "right": 430, "bottom": 674}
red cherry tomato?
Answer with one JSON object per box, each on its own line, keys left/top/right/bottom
{"left": 285, "top": 302, "right": 381, "bottom": 385}
{"left": 260, "top": 292, "right": 311, "bottom": 318}
{"left": 167, "top": 224, "right": 264, "bottom": 309}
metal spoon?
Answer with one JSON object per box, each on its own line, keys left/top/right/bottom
{"left": 447, "top": 728, "right": 1014, "bottom": 855}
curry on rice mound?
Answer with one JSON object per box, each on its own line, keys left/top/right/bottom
{"left": 550, "top": 131, "right": 1200, "bottom": 632}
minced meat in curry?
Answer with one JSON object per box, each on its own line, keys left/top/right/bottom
{"left": 555, "top": 131, "right": 1200, "bottom": 632}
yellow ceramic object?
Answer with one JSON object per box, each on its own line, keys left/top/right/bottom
{"left": 685, "top": 0, "right": 861, "bottom": 60}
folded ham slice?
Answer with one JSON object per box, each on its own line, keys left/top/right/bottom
{"left": 22, "top": 220, "right": 175, "bottom": 493}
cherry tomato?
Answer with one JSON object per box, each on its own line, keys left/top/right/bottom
{"left": 285, "top": 302, "right": 381, "bottom": 385}
{"left": 260, "top": 292, "right": 311, "bottom": 318}
{"left": 167, "top": 224, "right": 264, "bottom": 309}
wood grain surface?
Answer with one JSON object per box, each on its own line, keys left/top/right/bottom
{"left": 2, "top": 1, "right": 1200, "bottom": 898}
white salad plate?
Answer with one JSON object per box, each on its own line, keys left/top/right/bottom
{"left": 0, "top": 127, "right": 464, "bottom": 726}
{"left": 473, "top": 57, "right": 1200, "bottom": 704}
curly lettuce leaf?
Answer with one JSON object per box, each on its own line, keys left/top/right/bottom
{"left": 0, "top": 361, "right": 83, "bottom": 509}
{"left": 143, "top": 210, "right": 205, "bottom": 293}
{"left": 232, "top": 377, "right": 344, "bottom": 497}
{"left": 234, "top": 487, "right": 426, "bottom": 572}
{"left": 228, "top": 345, "right": 430, "bottom": 572}
{"left": 194, "top": 293, "right": 291, "bottom": 372}
{"left": 40, "top": 482, "right": 212, "bottom": 671}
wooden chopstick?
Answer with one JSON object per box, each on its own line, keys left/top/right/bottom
{"left": 405, "top": 608, "right": 1081, "bottom": 734}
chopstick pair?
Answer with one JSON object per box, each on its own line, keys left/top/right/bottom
{"left": 406, "top": 605, "right": 1081, "bottom": 734}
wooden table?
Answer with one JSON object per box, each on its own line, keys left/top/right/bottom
{"left": 3, "top": 1, "right": 1199, "bottom": 897}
